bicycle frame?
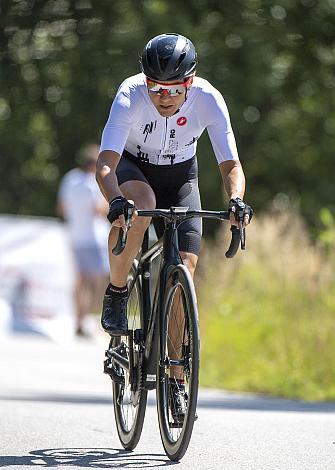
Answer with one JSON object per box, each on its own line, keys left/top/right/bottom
{"left": 107, "top": 206, "right": 243, "bottom": 389}
{"left": 108, "top": 216, "right": 184, "bottom": 391}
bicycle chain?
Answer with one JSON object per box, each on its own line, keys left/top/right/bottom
{"left": 131, "top": 346, "right": 144, "bottom": 406}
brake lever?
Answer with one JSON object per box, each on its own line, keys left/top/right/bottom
{"left": 239, "top": 220, "right": 246, "bottom": 250}
{"left": 125, "top": 204, "right": 134, "bottom": 229}
{"left": 112, "top": 202, "right": 135, "bottom": 256}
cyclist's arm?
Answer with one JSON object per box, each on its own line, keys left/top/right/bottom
{"left": 219, "top": 159, "right": 245, "bottom": 201}
{"left": 96, "top": 150, "right": 123, "bottom": 203}
{"left": 201, "top": 84, "right": 248, "bottom": 221}
{"left": 220, "top": 159, "right": 249, "bottom": 227}
{"left": 97, "top": 82, "right": 134, "bottom": 203}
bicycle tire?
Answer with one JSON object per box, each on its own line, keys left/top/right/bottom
{"left": 112, "top": 262, "right": 148, "bottom": 450}
{"left": 156, "top": 264, "right": 200, "bottom": 461}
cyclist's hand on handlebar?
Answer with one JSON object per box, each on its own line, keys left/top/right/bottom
{"left": 228, "top": 197, "right": 254, "bottom": 228}
{"left": 107, "top": 196, "right": 136, "bottom": 230}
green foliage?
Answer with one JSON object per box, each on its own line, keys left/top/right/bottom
{"left": 318, "top": 207, "right": 335, "bottom": 255}
{"left": 197, "top": 209, "right": 335, "bottom": 400}
{"left": 0, "top": 0, "right": 334, "bottom": 225}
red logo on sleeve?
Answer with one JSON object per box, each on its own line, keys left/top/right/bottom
{"left": 177, "top": 116, "right": 187, "bottom": 126}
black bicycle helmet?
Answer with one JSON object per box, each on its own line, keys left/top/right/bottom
{"left": 140, "top": 33, "right": 197, "bottom": 81}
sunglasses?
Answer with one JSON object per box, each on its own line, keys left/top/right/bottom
{"left": 146, "top": 76, "right": 193, "bottom": 97}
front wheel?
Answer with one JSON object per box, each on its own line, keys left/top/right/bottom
{"left": 156, "top": 264, "right": 200, "bottom": 461}
{"left": 112, "top": 263, "right": 147, "bottom": 450}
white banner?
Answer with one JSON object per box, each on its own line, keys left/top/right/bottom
{"left": 0, "top": 215, "right": 76, "bottom": 341}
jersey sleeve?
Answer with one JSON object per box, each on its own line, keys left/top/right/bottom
{"left": 100, "top": 83, "right": 133, "bottom": 155}
{"left": 204, "top": 87, "right": 239, "bottom": 164}
{"left": 57, "top": 173, "right": 70, "bottom": 203}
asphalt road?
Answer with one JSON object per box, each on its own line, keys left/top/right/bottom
{"left": 0, "top": 333, "right": 334, "bottom": 470}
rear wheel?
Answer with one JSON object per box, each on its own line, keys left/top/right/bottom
{"left": 156, "top": 264, "right": 200, "bottom": 461}
{"left": 112, "top": 263, "right": 147, "bottom": 450}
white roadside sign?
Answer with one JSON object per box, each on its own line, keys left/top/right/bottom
{"left": 0, "top": 215, "right": 76, "bottom": 341}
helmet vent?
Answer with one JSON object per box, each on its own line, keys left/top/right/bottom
{"left": 175, "top": 51, "right": 186, "bottom": 70}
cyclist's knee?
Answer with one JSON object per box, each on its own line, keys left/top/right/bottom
{"left": 132, "top": 195, "right": 155, "bottom": 234}
{"left": 120, "top": 181, "right": 156, "bottom": 210}
{"left": 120, "top": 180, "right": 156, "bottom": 233}
{"left": 136, "top": 193, "right": 155, "bottom": 233}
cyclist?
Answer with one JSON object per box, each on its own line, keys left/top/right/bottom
{"left": 96, "top": 33, "right": 253, "bottom": 418}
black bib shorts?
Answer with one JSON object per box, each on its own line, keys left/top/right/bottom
{"left": 116, "top": 151, "right": 202, "bottom": 256}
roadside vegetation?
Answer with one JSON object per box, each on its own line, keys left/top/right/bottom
{"left": 197, "top": 204, "right": 335, "bottom": 401}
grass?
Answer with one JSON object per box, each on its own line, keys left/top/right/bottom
{"left": 196, "top": 209, "right": 335, "bottom": 401}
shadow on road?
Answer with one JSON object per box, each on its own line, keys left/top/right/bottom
{"left": 196, "top": 395, "right": 335, "bottom": 413}
{"left": 1, "top": 392, "right": 335, "bottom": 413}
{"left": 0, "top": 447, "right": 178, "bottom": 468}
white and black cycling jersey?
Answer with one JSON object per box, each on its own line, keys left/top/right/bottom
{"left": 100, "top": 73, "right": 239, "bottom": 166}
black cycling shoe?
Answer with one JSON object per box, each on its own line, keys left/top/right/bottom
{"left": 169, "top": 381, "right": 187, "bottom": 422}
{"left": 169, "top": 380, "right": 198, "bottom": 423}
{"left": 101, "top": 291, "right": 128, "bottom": 336}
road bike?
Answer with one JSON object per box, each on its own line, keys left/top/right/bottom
{"left": 104, "top": 206, "right": 245, "bottom": 461}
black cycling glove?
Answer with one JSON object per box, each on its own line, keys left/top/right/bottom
{"left": 107, "top": 196, "right": 133, "bottom": 225}
{"left": 228, "top": 197, "right": 254, "bottom": 223}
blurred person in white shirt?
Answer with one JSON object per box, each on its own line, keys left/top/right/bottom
{"left": 57, "top": 144, "right": 110, "bottom": 337}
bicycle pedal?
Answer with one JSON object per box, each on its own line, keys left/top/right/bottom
{"left": 169, "top": 412, "right": 198, "bottom": 428}
{"left": 103, "top": 358, "right": 124, "bottom": 384}
{"left": 144, "top": 374, "right": 156, "bottom": 390}
{"left": 169, "top": 421, "right": 184, "bottom": 428}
